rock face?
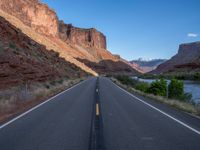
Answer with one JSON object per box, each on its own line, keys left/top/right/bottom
{"left": 0, "top": 0, "right": 59, "bottom": 37}
{"left": 59, "top": 21, "right": 106, "bottom": 49}
{"left": 0, "top": 0, "right": 140, "bottom": 75}
{"left": 152, "top": 42, "right": 200, "bottom": 74}
{"left": 0, "top": 16, "right": 88, "bottom": 89}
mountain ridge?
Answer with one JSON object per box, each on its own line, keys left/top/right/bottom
{"left": 130, "top": 58, "right": 166, "bottom": 73}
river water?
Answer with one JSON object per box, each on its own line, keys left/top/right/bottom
{"left": 134, "top": 78, "right": 200, "bottom": 103}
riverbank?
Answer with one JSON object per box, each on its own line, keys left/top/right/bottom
{"left": 139, "top": 72, "right": 200, "bottom": 81}
{"left": 136, "top": 77, "right": 200, "bottom": 103}
{"left": 111, "top": 77, "right": 200, "bottom": 117}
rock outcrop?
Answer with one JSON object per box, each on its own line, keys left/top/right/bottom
{"left": 0, "top": 0, "right": 59, "bottom": 37}
{"left": 152, "top": 42, "right": 200, "bottom": 74}
{"left": 59, "top": 21, "right": 106, "bottom": 49}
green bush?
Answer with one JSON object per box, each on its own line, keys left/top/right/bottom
{"left": 194, "top": 72, "right": 200, "bottom": 81}
{"left": 180, "top": 93, "right": 192, "bottom": 101}
{"left": 115, "top": 75, "right": 135, "bottom": 86}
{"left": 168, "top": 79, "right": 184, "bottom": 99}
{"left": 135, "top": 82, "right": 150, "bottom": 93}
{"left": 147, "top": 79, "right": 167, "bottom": 96}
{"left": 168, "top": 79, "right": 192, "bottom": 101}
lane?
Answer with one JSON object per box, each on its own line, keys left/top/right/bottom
{"left": 0, "top": 78, "right": 97, "bottom": 150}
{"left": 99, "top": 77, "right": 200, "bottom": 150}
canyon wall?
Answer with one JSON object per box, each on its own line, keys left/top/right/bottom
{"left": 0, "top": 0, "right": 140, "bottom": 75}
{"left": 0, "top": 0, "right": 59, "bottom": 37}
{"left": 59, "top": 21, "right": 107, "bottom": 49}
{"left": 152, "top": 42, "right": 200, "bottom": 74}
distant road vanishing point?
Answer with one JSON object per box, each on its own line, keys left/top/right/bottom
{"left": 0, "top": 77, "right": 200, "bottom": 150}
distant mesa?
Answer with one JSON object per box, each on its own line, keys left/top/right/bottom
{"left": 151, "top": 41, "right": 200, "bottom": 74}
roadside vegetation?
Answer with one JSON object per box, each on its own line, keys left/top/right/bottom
{"left": 112, "top": 75, "right": 200, "bottom": 116}
{"left": 139, "top": 72, "right": 200, "bottom": 81}
{"left": 0, "top": 78, "right": 85, "bottom": 122}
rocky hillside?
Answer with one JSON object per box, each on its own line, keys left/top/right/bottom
{"left": 0, "top": 16, "right": 88, "bottom": 89}
{"left": 130, "top": 58, "right": 166, "bottom": 73}
{"left": 152, "top": 42, "right": 200, "bottom": 74}
{"left": 0, "top": 0, "right": 139, "bottom": 75}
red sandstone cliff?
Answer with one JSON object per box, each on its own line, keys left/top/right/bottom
{"left": 152, "top": 42, "right": 200, "bottom": 74}
{"left": 0, "top": 0, "right": 140, "bottom": 75}
{"left": 0, "top": 16, "right": 88, "bottom": 89}
{"left": 59, "top": 22, "right": 106, "bottom": 49}
{"left": 0, "top": 0, "right": 58, "bottom": 37}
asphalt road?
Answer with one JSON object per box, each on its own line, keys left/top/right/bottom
{"left": 99, "top": 77, "right": 200, "bottom": 150}
{"left": 0, "top": 77, "right": 200, "bottom": 150}
{"left": 0, "top": 78, "right": 96, "bottom": 150}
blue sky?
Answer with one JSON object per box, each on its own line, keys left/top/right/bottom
{"left": 42, "top": 0, "right": 200, "bottom": 61}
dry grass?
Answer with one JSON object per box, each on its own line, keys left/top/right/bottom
{"left": 111, "top": 77, "right": 200, "bottom": 117}
{"left": 0, "top": 78, "right": 86, "bottom": 122}
{"left": 0, "top": 9, "right": 98, "bottom": 76}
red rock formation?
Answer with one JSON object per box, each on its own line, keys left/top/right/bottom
{"left": 0, "top": 0, "right": 140, "bottom": 75}
{"left": 0, "top": 16, "right": 88, "bottom": 89}
{"left": 152, "top": 42, "right": 200, "bottom": 74}
{"left": 59, "top": 21, "right": 106, "bottom": 49}
{"left": 0, "top": 0, "right": 59, "bottom": 37}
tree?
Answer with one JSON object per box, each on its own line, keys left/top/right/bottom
{"left": 168, "top": 79, "right": 184, "bottom": 100}
{"left": 147, "top": 79, "right": 167, "bottom": 96}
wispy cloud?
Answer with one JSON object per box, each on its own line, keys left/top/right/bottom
{"left": 187, "top": 33, "right": 198, "bottom": 37}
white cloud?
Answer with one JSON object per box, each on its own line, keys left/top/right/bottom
{"left": 187, "top": 33, "right": 198, "bottom": 37}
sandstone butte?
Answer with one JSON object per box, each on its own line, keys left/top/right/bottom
{"left": 0, "top": 0, "right": 140, "bottom": 76}
{"left": 152, "top": 42, "right": 200, "bottom": 74}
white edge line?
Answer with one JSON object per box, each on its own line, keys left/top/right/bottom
{"left": 111, "top": 80, "right": 200, "bottom": 135}
{"left": 0, "top": 79, "right": 87, "bottom": 130}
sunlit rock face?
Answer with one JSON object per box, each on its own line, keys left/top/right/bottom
{"left": 0, "top": 0, "right": 59, "bottom": 37}
{"left": 59, "top": 22, "right": 107, "bottom": 49}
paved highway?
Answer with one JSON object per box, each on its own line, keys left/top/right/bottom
{"left": 0, "top": 77, "right": 200, "bottom": 150}
{"left": 99, "top": 77, "right": 200, "bottom": 150}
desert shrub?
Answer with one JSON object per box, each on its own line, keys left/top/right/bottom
{"left": 50, "top": 80, "right": 57, "bottom": 86}
{"left": 147, "top": 79, "right": 167, "bottom": 96}
{"left": 135, "top": 82, "right": 150, "bottom": 93}
{"left": 57, "top": 79, "right": 64, "bottom": 84}
{"left": 9, "top": 42, "right": 16, "bottom": 49}
{"left": 43, "top": 83, "right": 50, "bottom": 89}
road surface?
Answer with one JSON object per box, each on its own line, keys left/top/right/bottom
{"left": 0, "top": 77, "right": 200, "bottom": 150}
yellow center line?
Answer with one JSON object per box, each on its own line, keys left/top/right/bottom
{"left": 96, "top": 103, "right": 100, "bottom": 116}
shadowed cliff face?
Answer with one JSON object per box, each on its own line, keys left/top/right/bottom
{"left": 77, "top": 59, "right": 140, "bottom": 75}
{"left": 0, "top": 16, "right": 88, "bottom": 89}
{"left": 152, "top": 42, "right": 200, "bottom": 74}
